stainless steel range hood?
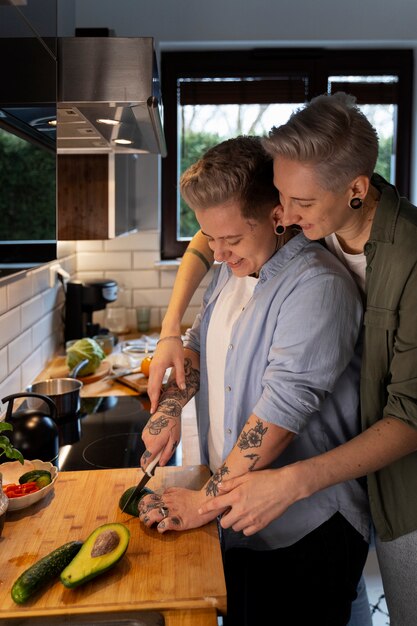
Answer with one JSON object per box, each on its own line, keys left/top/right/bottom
{"left": 57, "top": 37, "right": 167, "bottom": 156}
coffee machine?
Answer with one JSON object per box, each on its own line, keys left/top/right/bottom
{"left": 64, "top": 279, "right": 118, "bottom": 342}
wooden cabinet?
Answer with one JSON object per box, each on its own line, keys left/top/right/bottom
{"left": 58, "top": 153, "right": 140, "bottom": 240}
{"left": 58, "top": 154, "right": 115, "bottom": 240}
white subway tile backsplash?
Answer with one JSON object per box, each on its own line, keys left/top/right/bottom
{"left": 105, "top": 230, "right": 160, "bottom": 252}
{"left": 75, "top": 271, "right": 106, "bottom": 282}
{"left": 0, "top": 346, "right": 7, "bottom": 381}
{"left": 57, "top": 240, "right": 77, "bottom": 258}
{"left": 0, "top": 285, "right": 8, "bottom": 314}
{"left": 7, "top": 273, "right": 33, "bottom": 309}
{"left": 75, "top": 240, "right": 105, "bottom": 252}
{"left": 41, "top": 333, "right": 61, "bottom": 363}
{"left": 77, "top": 251, "right": 132, "bottom": 271}
{"left": 31, "top": 265, "right": 50, "bottom": 294}
{"left": 132, "top": 288, "right": 174, "bottom": 308}
{"left": 0, "top": 368, "right": 22, "bottom": 401}
{"left": 0, "top": 228, "right": 207, "bottom": 391}
{"left": 0, "top": 308, "right": 21, "bottom": 350}
{"left": 21, "top": 294, "right": 44, "bottom": 331}
{"left": 160, "top": 270, "right": 176, "bottom": 288}
{"left": 108, "top": 270, "right": 160, "bottom": 290}
{"left": 133, "top": 250, "right": 160, "bottom": 269}
{"left": 21, "top": 345, "right": 44, "bottom": 389}
{"left": 0, "top": 253, "right": 74, "bottom": 390}
{"left": 31, "top": 309, "right": 55, "bottom": 345}
{"left": 42, "top": 286, "right": 61, "bottom": 315}
{"left": 8, "top": 328, "right": 32, "bottom": 372}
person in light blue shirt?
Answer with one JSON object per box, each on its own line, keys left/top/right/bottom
{"left": 138, "top": 136, "right": 370, "bottom": 626}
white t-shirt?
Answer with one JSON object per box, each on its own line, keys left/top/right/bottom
{"left": 206, "top": 274, "right": 258, "bottom": 472}
{"left": 325, "top": 233, "right": 366, "bottom": 293}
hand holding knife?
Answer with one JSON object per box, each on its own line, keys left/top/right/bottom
{"left": 121, "top": 451, "right": 162, "bottom": 513}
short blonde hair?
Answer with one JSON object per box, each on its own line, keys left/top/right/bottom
{"left": 263, "top": 92, "right": 379, "bottom": 192}
{"left": 180, "top": 135, "right": 280, "bottom": 221}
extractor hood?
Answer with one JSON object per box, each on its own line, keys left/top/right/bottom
{"left": 57, "top": 37, "right": 167, "bottom": 156}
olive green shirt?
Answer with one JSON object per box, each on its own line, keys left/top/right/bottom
{"left": 362, "top": 174, "right": 417, "bottom": 541}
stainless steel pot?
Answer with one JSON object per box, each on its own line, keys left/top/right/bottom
{"left": 26, "top": 378, "right": 83, "bottom": 419}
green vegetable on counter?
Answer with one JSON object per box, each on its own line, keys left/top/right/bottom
{"left": 119, "top": 486, "right": 154, "bottom": 517}
{"left": 19, "top": 469, "right": 52, "bottom": 489}
{"left": 11, "top": 541, "right": 83, "bottom": 604}
{"left": 66, "top": 337, "right": 105, "bottom": 376}
{"left": 60, "top": 523, "right": 130, "bottom": 588}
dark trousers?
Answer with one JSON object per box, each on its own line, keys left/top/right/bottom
{"left": 223, "top": 513, "right": 369, "bottom": 626}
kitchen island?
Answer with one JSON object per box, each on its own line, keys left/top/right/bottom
{"left": 1, "top": 347, "right": 226, "bottom": 625}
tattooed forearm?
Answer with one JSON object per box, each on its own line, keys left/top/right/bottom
{"left": 148, "top": 357, "right": 200, "bottom": 430}
{"left": 244, "top": 452, "right": 261, "bottom": 471}
{"left": 160, "top": 357, "right": 200, "bottom": 405}
{"left": 238, "top": 419, "right": 268, "bottom": 451}
{"left": 206, "top": 464, "right": 229, "bottom": 497}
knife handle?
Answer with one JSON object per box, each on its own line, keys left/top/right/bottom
{"left": 145, "top": 450, "right": 162, "bottom": 477}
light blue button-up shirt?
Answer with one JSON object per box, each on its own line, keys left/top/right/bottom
{"left": 185, "top": 233, "right": 370, "bottom": 550}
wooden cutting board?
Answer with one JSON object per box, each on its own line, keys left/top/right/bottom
{"left": 43, "top": 356, "right": 112, "bottom": 384}
{"left": 0, "top": 466, "right": 226, "bottom": 624}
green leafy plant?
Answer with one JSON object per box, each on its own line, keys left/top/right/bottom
{"left": 0, "top": 422, "right": 24, "bottom": 464}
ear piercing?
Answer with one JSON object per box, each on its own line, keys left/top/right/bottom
{"left": 275, "top": 224, "right": 286, "bottom": 235}
{"left": 349, "top": 197, "right": 363, "bottom": 210}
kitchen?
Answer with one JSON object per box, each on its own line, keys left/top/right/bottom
{"left": 1, "top": 0, "right": 417, "bottom": 624}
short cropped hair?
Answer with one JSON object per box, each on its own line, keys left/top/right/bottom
{"left": 180, "top": 135, "right": 280, "bottom": 221}
{"left": 263, "top": 92, "right": 379, "bottom": 192}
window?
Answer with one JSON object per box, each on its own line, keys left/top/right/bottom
{"left": 161, "top": 49, "right": 413, "bottom": 259}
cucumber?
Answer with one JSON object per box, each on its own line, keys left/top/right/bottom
{"left": 11, "top": 540, "right": 83, "bottom": 604}
{"left": 19, "top": 470, "right": 52, "bottom": 485}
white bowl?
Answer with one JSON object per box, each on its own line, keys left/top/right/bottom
{"left": 1, "top": 459, "right": 58, "bottom": 511}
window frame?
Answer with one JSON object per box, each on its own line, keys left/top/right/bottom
{"left": 160, "top": 48, "right": 413, "bottom": 259}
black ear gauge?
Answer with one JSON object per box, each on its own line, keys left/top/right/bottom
{"left": 349, "top": 197, "right": 363, "bottom": 210}
{"left": 275, "top": 224, "right": 286, "bottom": 235}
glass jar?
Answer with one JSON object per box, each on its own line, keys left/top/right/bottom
{"left": 0, "top": 473, "right": 9, "bottom": 537}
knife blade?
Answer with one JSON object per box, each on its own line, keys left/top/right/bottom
{"left": 121, "top": 451, "right": 162, "bottom": 514}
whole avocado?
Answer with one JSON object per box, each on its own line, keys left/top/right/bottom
{"left": 119, "top": 486, "right": 154, "bottom": 517}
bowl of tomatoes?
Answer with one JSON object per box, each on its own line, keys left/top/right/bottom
{"left": 1, "top": 459, "right": 58, "bottom": 511}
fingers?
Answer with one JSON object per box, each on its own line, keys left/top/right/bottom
{"left": 148, "top": 365, "right": 165, "bottom": 413}
{"left": 172, "top": 356, "right": 186, "bottom": 391}
{"left": 138, "top": 494, "right": 183, "bottom": 533}
{"left": 198, "top": 494, "right": 231, "bottom": 517}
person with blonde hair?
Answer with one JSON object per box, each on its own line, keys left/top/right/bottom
{"left": 139, "top": 135, "right": 370, "bottom": 626}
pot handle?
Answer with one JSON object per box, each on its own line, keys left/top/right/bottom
{"left": 2, "top": 393, "right": 58, "bottom": 422}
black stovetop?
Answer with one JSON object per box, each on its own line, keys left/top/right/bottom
{"left": 56, "top": 396, "right": 181, "bottom": 471}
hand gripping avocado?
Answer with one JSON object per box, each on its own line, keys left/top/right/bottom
{"left": 119, "top": 486, "right": 154, "bottom": 517}
{"left": 60, "top": 523, "right": 130, "bottom": 588}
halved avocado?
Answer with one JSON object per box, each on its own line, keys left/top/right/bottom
{"left": 60, "top": 523, "right": 130, "bottom": 588}
{"left": 119, "top": 486, "right": 154, "bottom": 517}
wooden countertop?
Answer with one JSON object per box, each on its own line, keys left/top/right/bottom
{"left": 0, "top": 466, "right": 226, "bottom": 626}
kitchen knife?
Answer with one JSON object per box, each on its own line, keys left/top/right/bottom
{"left": 121, "top": 451, "right": 162, "bottom": 513}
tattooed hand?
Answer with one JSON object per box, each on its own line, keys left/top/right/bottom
{"left": 138, "top": 487, "right": 220, "bottom": 533}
